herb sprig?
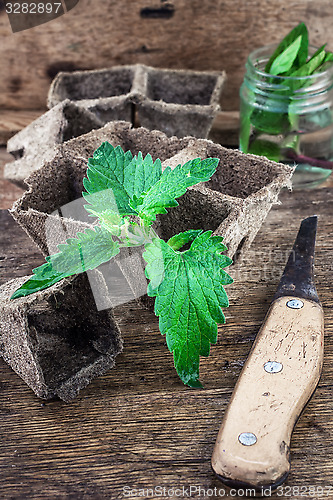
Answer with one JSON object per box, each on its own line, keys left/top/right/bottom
{"left": 11, "top": 143, "right": 233, "bottom": 388}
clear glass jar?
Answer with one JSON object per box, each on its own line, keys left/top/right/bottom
{"left": 240, "top": 44, "right": 333, "bottom": 188}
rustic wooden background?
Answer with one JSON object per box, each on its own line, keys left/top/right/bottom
{"left": 1, "top": 2, "right": 333, "bottom": 498}
{"left": 1, "top": 0, "right": 333, "bottom": 113}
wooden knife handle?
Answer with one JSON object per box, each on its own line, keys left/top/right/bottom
{"left": 211, "top": 296, "right": 324, "bottom": 490}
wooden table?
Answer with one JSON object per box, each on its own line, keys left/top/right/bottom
{"left": 0, "top": 151, "right": 333, "bottom": 499}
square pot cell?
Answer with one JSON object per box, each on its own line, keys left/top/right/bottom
{"left": 137, "top": 67, "right": 225, "bottom": 138}
{"left": 0, "top": 272, "right": 123, "bottom": 402}
{"left": 145, "top": 70, "right": 222, "bottom": 106}
{"left": 5, "top": 100, "right": 103, "bottom": 188}
{"left": 48, "top": 66, "right": 136, "bottom": 104}
{"left": 47, "top": 65, "right": 139, "bottom": 124}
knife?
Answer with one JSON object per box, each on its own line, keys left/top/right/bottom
{"left": 211, "top": 216, "right": 324, "bottom": 490}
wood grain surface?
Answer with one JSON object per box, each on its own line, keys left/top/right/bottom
{"left": 0, "top": 110, "right": 44, "bottom": 145}
{"left": 1, "top": 3, "right": 333, "bottom": 495}
{"left": 0, "top": 148, "right": 24, "bottom": 209}
{"left": 1, "top": 0, "right": 333, "bottom": 112}
{"left": 0, "top": 174, "right": 333, "bottom": 498}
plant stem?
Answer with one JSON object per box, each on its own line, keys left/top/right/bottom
{"left": 285, "top": 149, "right": 333, "bottom": 170}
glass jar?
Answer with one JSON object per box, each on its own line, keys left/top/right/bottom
{"left": 240, "top": 44, "right": 333, "bottom": 188}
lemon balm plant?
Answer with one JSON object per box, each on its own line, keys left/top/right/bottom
{"left": 11, "top": 142, "right": 233, "bottom": 388}
{"left": 240, "top": 23, "right": 333, "bottom": 188}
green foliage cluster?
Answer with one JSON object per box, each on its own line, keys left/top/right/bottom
{"left": 12, "top": 143, "right": 233, "bottom": 388}
{"left": 241, "top": 23, "right": 333, "bottom": 161}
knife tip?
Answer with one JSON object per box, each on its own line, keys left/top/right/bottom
{"left": 300, "top": 215, "right": 318, "bottom": 231}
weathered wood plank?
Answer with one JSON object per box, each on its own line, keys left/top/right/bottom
{"left": 0, "top": 385, "right": 332, "bottom": 499}
{"left": 0, "top": 110, "right": 44, "bottom": 145}
{"left": 208, "top": 111, "right": 240, "bottom": 146}
{"left": 0, "top": 183, "right": 332, "bottom": 499}
{"left": 1, "top": 0, "right": 333, "bottom": 112}
{"left": 0, "top": 148, "right": 24, "bottom": 209}
{"left": 0, "top": 109, "right": 238, "bottom": 147}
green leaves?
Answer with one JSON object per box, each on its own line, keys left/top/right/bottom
{"left": 285, "top": 45, "right": 327, "bottom": 92}
{"left": 269, "top": 35, "right": 303, "bottom": 76}
{"left": 319, "top": 50, "right": 333, "bottom": 70}
{"left": 83, "top": 144, "right": 162, "bottom": 217}
{"left": 290, "top": 44, "right": 326, "bottom": 78}
{"left": 264, "top": 23, "right": 332, "bottom": 86}
{"left": 242, "top": 23, "right": 333, "bottom": 161}
{"left": 265, "top": 22, "right": 308, "bottom": 74}
{"left": 248, "top": 139, "right": 281, "bottom": 162}
{"left": 84, "top": 142, "right": 219, "bottom": 225}
{"left": 144, "top": 231, "right": 233, "bottom": 388}
{"left": 12, "top": 141, "right": 232, "bottom": 389}
{"left": 11, "top": 226, "right": 120, "bottom": 299}
{"left": 131, "top": 157, "right": 219, "bottom": 224}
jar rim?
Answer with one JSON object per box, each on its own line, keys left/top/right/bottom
{"left": 247, "top": 43, "right": 333, "bottom": 81}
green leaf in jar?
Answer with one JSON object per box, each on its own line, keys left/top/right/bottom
{"left": 288, "top": 45, "right": 327, "bottom": 82}
{"left": 269, "top": 35, "right": 303, "bottom": 76}
{"left": 280, "top": 45, "right": 326, "bottom": 95}
{"left": 239, "top": 101, "right": 252, "bottom": 153}
{"left": 248, "top": 139, "right": 281, "bottom": 162}
{"left": 250, "top": 107, "right": 290, "bottom": 136}
{"left": 265, "top": 23, "right": 308, "bottom": 74}
{"left": 316, "top": 50, "right": 333, "bottom": 73}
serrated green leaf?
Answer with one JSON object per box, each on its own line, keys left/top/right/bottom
{"left": 143, "top": 231, "right": 233, "bottom": 388}
{"left": 11, "top": 226, "right": 119, "bottom": 299}
{"left": 167, "top": 230, "right": 203, "bottom": 251}
{"left": 83, "top": 142, "right": 163, "bottom": 217}
{"left": 131, "top": 158, "right": 219, "bottom": 224}
{"left": 83, "top": 144, "right": 219, "bottom": 230}
{"left": 265, "top": 23, "right": 308, "bottom": 74}
{"left": 269, "top": 35, "right": 303, "bottom": 76}
{"left": 83, "top": 143, "right": 134, "bottom": 215}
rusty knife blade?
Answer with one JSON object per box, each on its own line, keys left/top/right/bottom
{"left": 273, "top": 215, "right": 319, "bottom": 304}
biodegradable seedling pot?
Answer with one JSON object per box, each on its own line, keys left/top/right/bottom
{"left": 47, "top": 64, "right": 226, "bottom": 138}
{"left": 6, "top": 66, "right": 225, "bottom": 188}
{"left": 10, "top": 121, "right": 293, "bottom": 308}
{"left": 0, "top": 272, "right": 122, "bottom": 402}
{"left": 5, "top": 100, "right": 103, "bottom": 188}
{"left": 136, "top": 66, "right": 225, "bottom": 138}
{"left": 48, "top": 65, "right": 138, "bottom": 124}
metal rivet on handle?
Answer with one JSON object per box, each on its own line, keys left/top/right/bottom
{"left": 264, "top": 361, "right": 283, "bottom": 373}
{"left": 238, "top": 432, "right": 257, "bottom": 446}
{"left": 286, "top": 299, "right": 304, "bottom": 309}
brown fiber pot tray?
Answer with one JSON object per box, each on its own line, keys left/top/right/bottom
{"left": 47, "top": 64, "right": 226, "bottom": 138}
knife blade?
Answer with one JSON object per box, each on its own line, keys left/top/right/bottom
{"left": 211, "top": 216, "right": 324, "bottom": 490}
